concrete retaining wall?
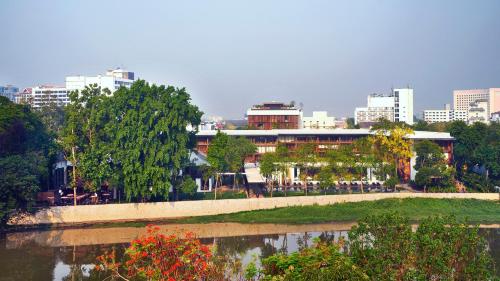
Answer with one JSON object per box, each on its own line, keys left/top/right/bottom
{"left": 10, "top": 193, "right": 498, "bottom": 226}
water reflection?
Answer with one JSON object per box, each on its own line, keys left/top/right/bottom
{"left": 0, "top": 225, "right": 497, "bottom": 280}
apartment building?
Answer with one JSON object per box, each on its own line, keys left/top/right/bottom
{"left": 453, "top": 88, "right": 500, "bottom": 118}
{"left": 423, "top": 104, "right": 467, "bottom": 123}
{"left": 247, "top": 102, "right": 302, "bottom": 129}
{"left": 66, "top": 68, "right": 135, "bottom": 94}
{"left": 354, "top": 88, "right": 414, "bottom": 126}
{"left": 28, "top": 85, "right": 70, "bottom": 108}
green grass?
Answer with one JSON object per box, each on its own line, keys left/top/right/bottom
{"left": 176, "top": 198, "right": 500, "bottom": 224}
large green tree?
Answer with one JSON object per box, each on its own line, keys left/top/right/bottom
{"left": 108, "top": 81, "right": 202, "bottom": 201}
{"left": 0, "top": 97, "right": 51, "bottom": 223}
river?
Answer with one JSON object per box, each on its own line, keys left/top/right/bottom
{"left": 0, "top": 223, "right": 498, "bottom": 280}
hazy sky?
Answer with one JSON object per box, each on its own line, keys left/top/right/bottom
{"left": 1, "top": 0, "right": 499, "bottom": 118}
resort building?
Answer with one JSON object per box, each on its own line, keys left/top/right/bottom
{"left": 355, "top": 88, "right": 414, "bottom": 126}
{"left": 0, "top": 85, "right": 19, "bottom": 101}
{"left": 65, "top": 68, "right": 135, "bottom": 94}
{"left": 423, "top": 104, "right": 467, "bottom": 123}
{"left": 246, "top": 102, "right": 302, "bottom": 129}
{"left": 195, "top": 129, "right": 453, "bottom": 183}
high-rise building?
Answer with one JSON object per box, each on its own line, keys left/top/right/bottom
{"left": 453, "top": 88, "right": 500, "bottom": 119}
{"left": 423, "top": 104, "right": 467, "bottom": 123}
{"left": 354, "top": 88, "right": 414, "bottom": 126}
{"left": 247, "top": 102, "right": 302, "bottom": 129}
{"left": 65, "top": 68, "right": 135, "bottom": 94}
{"left": 0, "top": 85, "right": 19, "bottom": 101}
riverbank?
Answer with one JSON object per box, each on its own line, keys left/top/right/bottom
{"left": 177, "top": 198, "right": 500, "bottom": 224}
{"left": 6, "top": 193, "right": 499, "bottom": 227}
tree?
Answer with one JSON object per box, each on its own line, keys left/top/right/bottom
{"left": 326, "top": 145, "right": 354, "bottom": 193}
{"left": 179, "top": 176, "right": 198, "bottom": 199}
{"left": 352, "top": 137, "right": 376, "bottom": 194}
{"left": 371, "top": 125, "right": 414, "bottom": 187}
{"left": 227, "top": 136, "right": 257, "bottom": 190}
{"left": 108, "top": 81, "right": 202, "bottom": 201}
{"left": 414, "top": 140, "right": 445, "bottom": 171}
{"left": 61, "top": 85, "right": 111, "bottom": 204}
{"left": 0, "top": 97, "right": 51, "bottom": 223}
{"left": 207, "top": 132, "right": 256, "bottom": 198}
{"left": 295, "top": 144, "right": 317, "bottom": 196}
{"left": 260, "top": 152, "right": 278, "bottom": 197}
{"left": 318, "top": 165, "right": 334, "bottom": 195}
{"left": 413, "top": 140, "right": 450, "bottom": 192}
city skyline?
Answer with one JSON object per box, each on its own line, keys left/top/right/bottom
{"left": 1, "top": 0, "right": 500, "bottom": 118}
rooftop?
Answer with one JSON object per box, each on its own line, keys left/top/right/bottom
{"left": 196, "top": 129, "right": 454, "bottom": 140}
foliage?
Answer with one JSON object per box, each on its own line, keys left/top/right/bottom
{"left": 261, "top": 240, "right": 368, "bottom": 281}
{"left": 179, "top": 176, "right": 198, "bottom": 197}
{"left": 349, "top": 213, "right": 495, "bottom": 280}
{"left": 0, "top": 97, "right": 51, "bottom": 223}
{"left": 348, "top": 213, "right": 415, "bottom": 280}
{"left": 0, "top": 154, "right": 42, "bottom": 223}
{"left": 207, "top": 132, "right": 256, "bottom": 191}
{"left": 413, "top": 140, "right": 454, "bottom": 192}
{"left": 371, "top": 124, "right": 414, "bottom": 183}
{"left": 96, "top": 225, "right": 222, "bottom": 281}
{"left": 109, "top": 81, "right": 202, "bottom": 200}
{"left": 448, "top": 121, "right": 500, "bottom": 191}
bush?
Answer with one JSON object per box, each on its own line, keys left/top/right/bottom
{"left": 95, "top": 225, "right": 223, "bottom": 280}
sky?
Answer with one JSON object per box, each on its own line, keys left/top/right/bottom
{"left": 1, "top": 0, "right": 499, "bottom": 119}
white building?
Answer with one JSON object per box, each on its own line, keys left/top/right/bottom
{"left": 491, "top": 111, "right": 500, "bottom": 123}
{"left": 354, "top": 88, "right": 414, "bottom": 125}
{"left": 394, "top": 88, "right": 414, "bottom": 125}
{"left": 302, "top": 111, "right": 336, "bottom": 129}
{"left": 66, "top": 68, "right": 135, "bottom": 94}
{"left": 453, "top": 88, "right": 500, "bottom": 119}
{"left": 29, "top": 86, "right": 70, "bottom": 108}
{"left": 423, "top": 104, "right": 467, "bottom": 123}
{"left": 468, "top": 99, "right": 490, "bottom": 124}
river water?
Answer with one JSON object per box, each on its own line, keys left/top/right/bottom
{"left": 0, "top": 223, "right": 498, "bottom": 280}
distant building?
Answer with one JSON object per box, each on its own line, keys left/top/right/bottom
{"left": 29, "top": 85, "right": 70, "bottom": 108}
{"left": 453, "top": 88, "right": 500, "bottom": 120}
{"left": 468, "top": 99, "right": 489, "bottom": 124}
{"left": 246, "top": 102, "right": 302, "bottom": 129}
{"left": 66, "top": 68, "right": 135, "bottom": 94}
{"left": 423, "top": 104, "right": 467, "bottom": 123}
{"left": 354, "top": 88, "right": 414, "bottom": 126}
{"left": 0, "top": 85, "right": 19, "bottom": 101}
{"left": 15, "top": 88, "right": 32, "bottom": 104}
{"left": 302, "top": 111, "right": 336, "bottom": 129}
{"left": 491, "top": 111, "right": 500, "bottom": 123}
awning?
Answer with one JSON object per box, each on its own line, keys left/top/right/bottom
{"left": 244, "top": 165, "right": 266, "bottom": 184}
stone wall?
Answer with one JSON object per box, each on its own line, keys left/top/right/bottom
{"left": 9, "top": 193, "right": 498, "bottom": 226}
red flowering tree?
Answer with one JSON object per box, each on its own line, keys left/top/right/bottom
{"left": 96, "top": 225, "right": 219, "bottom": 281}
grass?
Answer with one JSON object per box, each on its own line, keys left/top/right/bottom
{"left": 176, "top": 198, "right": 500, "bottom": 224}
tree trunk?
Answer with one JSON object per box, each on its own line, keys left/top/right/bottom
{"left": 71, "top": 145, "right": 77, "bottom": 206}
{"left": 360, "top": 180, "right": 364, "bottom": 194}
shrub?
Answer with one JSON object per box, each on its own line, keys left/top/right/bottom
{"left": 96, "top": 225, "right": 222, "bottom": 281}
